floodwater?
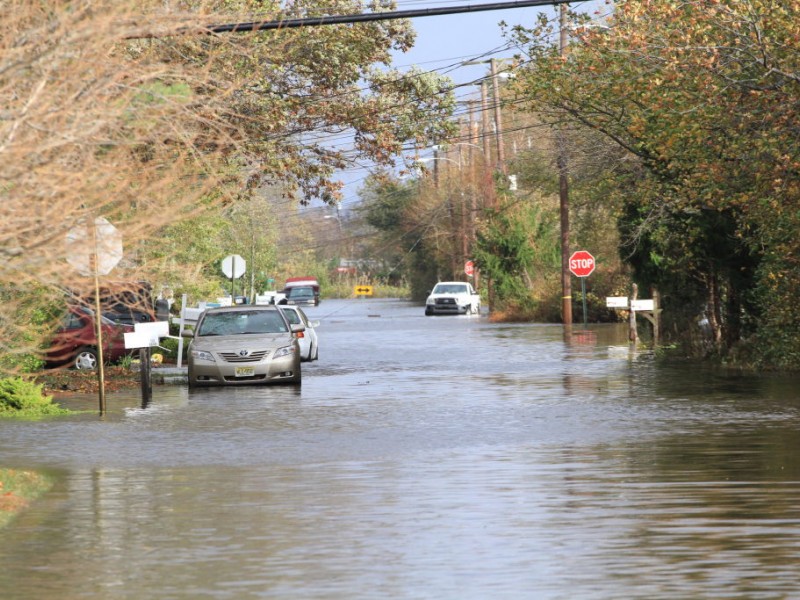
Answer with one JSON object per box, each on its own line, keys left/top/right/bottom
{"left": 1, "top": 298, "right": 799, "bottom": 599}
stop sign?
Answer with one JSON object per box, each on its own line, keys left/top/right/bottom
{"left": 569, "top": 250, "right": 596, "bottom": 277}
{"left": 464, "top": 260, "right": 474, "bottom": 277}
{"left": 221, "top": 254, "right": 246, "bottom": 279}
{"left": 66, "top": 217, "right": 123, "bottom": 276}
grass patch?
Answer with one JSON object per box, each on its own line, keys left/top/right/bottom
{"left": 0, "top": 469, "right": 55, "bottom": 528}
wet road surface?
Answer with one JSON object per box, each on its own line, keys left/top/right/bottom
{"left": 1, "top": 298, "right": 799, "bottom": 598}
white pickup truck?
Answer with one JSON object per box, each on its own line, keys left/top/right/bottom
{"left": 424, "top": 281, "right": 481, "bottom": 316}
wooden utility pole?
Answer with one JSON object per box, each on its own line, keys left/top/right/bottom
{"left": 490, "top": 58, "right": 507, "bottom": 174}
{"left": 468, "top": 100, "right": 481, "bottom": 291}
{"left": 480, "top": 80, "right": 495, "bottom": 310}
{"left": 480, "top": 81, "right": 494, "bottom": 209}
{"left": 468, "top": 100, "right": 479, "bottom": 228}
{"left": 558, "top": 4, "right": 572, "bottom": 326}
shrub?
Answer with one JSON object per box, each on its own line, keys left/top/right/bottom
{"left": 158, "top": 336, "right": 187, "bottom": 362}
{"left": 0, "top": 377, "right": 71, "bottom": 418}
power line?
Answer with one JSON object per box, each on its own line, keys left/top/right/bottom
{"left": 202, "top": 1, "right": 586, "bottom": 35}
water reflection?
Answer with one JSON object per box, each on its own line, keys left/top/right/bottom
{"left": 1, "top": 299, "right": 799, "bottom": 598}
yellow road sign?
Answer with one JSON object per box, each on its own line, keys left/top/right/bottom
{"left": 354, "top": 285, "right": 373, "bottom": 296}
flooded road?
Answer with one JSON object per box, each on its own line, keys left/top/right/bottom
{"left": 1, "top": 298, "right": 799, "bottom": 598}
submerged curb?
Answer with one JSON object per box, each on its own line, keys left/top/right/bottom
{"left": 150, "top": 366, "right": 188, "bottom": 385}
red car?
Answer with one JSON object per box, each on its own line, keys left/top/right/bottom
{"left": 44, "top": 306, "right": 134, "bottom": 370}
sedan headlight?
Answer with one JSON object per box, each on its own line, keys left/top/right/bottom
{"left": 273, "top": 345, "right": 296, "bottom": 358}
{"left": 191, "top": 349, "right": 215, "bottom": 362}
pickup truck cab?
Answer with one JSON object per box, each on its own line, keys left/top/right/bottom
{"left": 282, "top": 277, "right": 320, "bottom": 306}
{"left": 425, "top": 281, "right": 481, "bottom": 316}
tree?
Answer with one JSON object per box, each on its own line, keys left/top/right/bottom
{"left": 0, "top": 0, "right": 456, "bottom": 372}
{"left": 509, "top": 0, "right": 800, "bottom": 366}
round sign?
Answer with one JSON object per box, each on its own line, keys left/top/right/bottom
{"left": 568, "top": 250, "right": 595, "bottom": 278}
{"left": 464, "top": 260, "right": 474, "bottom": 277}
{"left": 221, "top": 254, "right": 246, "bottom": 279}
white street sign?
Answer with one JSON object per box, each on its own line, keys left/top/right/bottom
{"left": 631, "top": 299, "right": 655, "bottom": 311}
{"left": 66, "top": 217, "right": 123, "bottom": 276}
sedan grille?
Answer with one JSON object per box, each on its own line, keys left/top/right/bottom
{"left": 219, "top": 350, "right": 270, "bottom": 363}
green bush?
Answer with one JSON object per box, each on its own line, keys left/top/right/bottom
{"left": 158, "top": 336, "right": 187, "bottom": 362}
{"left": 0, "top": 377, "right": 71, "bottom": 418}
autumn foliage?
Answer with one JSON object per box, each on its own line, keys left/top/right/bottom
{"left": 511, "top": 0, "right": 800, "bottom": 367}
{"left": 0, "top": 0, "right": 454, "bottom": 373}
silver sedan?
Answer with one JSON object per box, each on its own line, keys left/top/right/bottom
{"left": 279, "top": 305, "right": 319, "bottom": 362}
{"left": 187, "top": 306, "right": 302, "bottom": 387}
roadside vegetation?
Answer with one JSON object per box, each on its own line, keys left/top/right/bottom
{"left": 361, "top": 1, "right": 800, "bottom": 369}
{"left": 0, "top": 0, "right": 453, "bottom": 379}
{"left": 506, "top": 1, "right": 800, "bottom": 368}
{"left": 0, "top": 378, "right": 72, "bottom": 418}
{"left": 3, "top": 0, "right": 800, "bottom": 374}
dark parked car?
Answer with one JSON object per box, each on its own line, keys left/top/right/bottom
{"left": 44, "top": 306, "right": 133, "bottom": 370}
{"left": 77, "top": 281, "right": 155, "bottom": 325}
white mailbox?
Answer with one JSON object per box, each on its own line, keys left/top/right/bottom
{"left": 125, "top": 321, "right": 169, "bottom": 349}
{"left": 606, "top": 296, "right": 629, "bottom": 308}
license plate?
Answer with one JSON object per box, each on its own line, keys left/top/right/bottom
{"left": 234, "top": 366, "right": 255, "bottom": 377}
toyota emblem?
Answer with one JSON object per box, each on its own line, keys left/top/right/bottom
{"left": 238, "top": 349, "right": 249, "bottom": 357}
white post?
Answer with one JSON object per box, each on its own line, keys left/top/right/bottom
{"left": 177, "top": 293, "right": 187, "bottom": 368}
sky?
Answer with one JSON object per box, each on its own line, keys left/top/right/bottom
{"left": 323, "top": 0, "right": 608, "bottom": 209}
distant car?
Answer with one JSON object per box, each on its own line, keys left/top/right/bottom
{"left": 44, "top": 306, "right": 134, "bottom": 370}
{"left": 281, "top": 285, "right": 319, "bottom": 306}
{"left": 279, "top": 305, "right": 320, "bottom": 362}
{"left": 187, "top": 305, "right": 302, "bottom": 387}
{"left": 425, "top": 281, "right": 481, "bottom": 315}
{"left": 283, "top": 277, "right": 320, "bottom": 306}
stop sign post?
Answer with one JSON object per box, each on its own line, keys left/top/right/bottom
{"left": 221, "top": 254, "right": 246, "bottom": 299}
{"left": 569, "top": 250, "right": 595, "bottom": 326}
{"left": 65, "top": 217, "right": 125, "bottom": 414}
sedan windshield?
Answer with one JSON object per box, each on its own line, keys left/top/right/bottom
{"left": 198, "top": 310, "right": 288, "bottom": 336}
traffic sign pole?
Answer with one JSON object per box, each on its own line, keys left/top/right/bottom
{"left": 568, "top": 250, "right": 596, "bottom": 326}
{"left": 581, "top": 277, "right": 588, "bottom": 326}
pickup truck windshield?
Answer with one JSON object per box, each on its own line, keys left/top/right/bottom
{"left": 433, "top": 284, "right": 468, "bottom": 294}
{"left": 287, "top": 286, "right": 315, "bottom": 298}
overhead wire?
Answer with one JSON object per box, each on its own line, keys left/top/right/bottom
{"left": 197, "top": 4, "right": 611, "bottom": 207}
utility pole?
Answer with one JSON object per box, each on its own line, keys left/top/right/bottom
{"left": 468, "top": 100, "right": 481, "bottom": 291}
{"left": 458, "top": 142, "right": 469, "bottom": 270}
{"left": 468, "top": 100, "right": 479, "bottom": 243}
{"left": 480, "top": 80, "right": 495, "bottom": 310}
{"left": 558, "top": 4, "right": 572, "bottom": 326}
{"left": 480, "top": 81, "right": 495, "bottom": 209}
{"left": 490, "top": 58, "right": 507, "bottom": 175}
